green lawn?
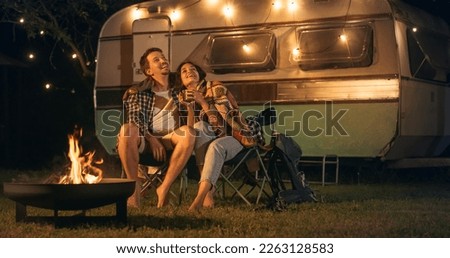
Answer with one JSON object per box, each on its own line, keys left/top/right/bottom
{"left": 1, "top": 168, "right": 450, "bottom": 237}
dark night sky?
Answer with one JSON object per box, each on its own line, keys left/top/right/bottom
{"left": 0, "top": 22, "right": 95, "bottom": 169}
{"left": 404, "top": 0, "right": 450, "bottom": 23}
{"left": 0, "top": 0, "right": 449, "bottom": 169}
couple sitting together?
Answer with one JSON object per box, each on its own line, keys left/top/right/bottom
{"left": 117, "top": 47, "right": 260, "bottom": 212}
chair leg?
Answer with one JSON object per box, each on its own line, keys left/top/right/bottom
{"left": 178, "top": 169, "right": 188, "bottom": 205}
{"left": 221, "top": 174, "right": 252, "bottom": 206}
{"left": 218, "top": 147, "right": 271, "bottom": 206}
{"left": 138, "top": 164, "right": 188, "bottom": 206}
{"left": 255, "top": 153, "right": 272, "bottom": 204}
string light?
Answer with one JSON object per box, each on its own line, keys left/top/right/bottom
{"left": 43, "top": 83, "right": 75, "bottom": 94}
{"left": 170, "top": 10, "right": 181, "bottom": 21}
{"left": 39, "top": 30, "right": 45, "bottom": 35}
{"left": 272, "top": 1, "right": 282, "bottom": 10}
{"left": 242, "top": 44, "right": 251, "bottom": 54}
{"left": 28, "top": 53, "right": 35, "bottom": 60}
{"left": 412, "top": 27, "right": 418, "bottom": 32}
{"left": 291, "top": 47, "right": 301, "bottom": 62}
{"left": 132, "top": 7, "right": 144, "bottom": 19}
{"left": 71, "top": 53, "right": 77, "bottom": 59}
{"left": 223, "top": 5, "right": 233, "bottom": 18}
{"left": 19, "top": 18, "right": 25, "bottom": 23}
{"left": 339, "top": 34, "right": 348, "bottom": 42}
{"left": 288, "top": 1, "right": 298, "bottom": 11}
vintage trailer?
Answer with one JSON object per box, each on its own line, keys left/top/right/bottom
{"left": 94, "top": 0, "right": 450, "bottom": 166}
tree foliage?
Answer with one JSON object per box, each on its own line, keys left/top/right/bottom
{"left": 0, "top": 0, "right": 140, "bottom": 78}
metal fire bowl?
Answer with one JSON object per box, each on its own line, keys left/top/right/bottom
{"left": 2, "top": 178, "right": 135, "bottom": 211}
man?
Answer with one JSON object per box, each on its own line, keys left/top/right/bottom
{"left": 117, "top": 48, "right": 195, "bottom": 208}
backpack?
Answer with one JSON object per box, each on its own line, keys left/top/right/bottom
{"left": 265, "top": 133, "right": 317, "bottom": 211}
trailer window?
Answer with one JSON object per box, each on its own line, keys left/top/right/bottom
{"left": 207, "top": 32, "right": 276, "bottom": 73}
{"left": 296, "top": 25, "right": 373, "bottom": 70}
{"left": 407, "top": 28, "right": 450, "bottom": 82}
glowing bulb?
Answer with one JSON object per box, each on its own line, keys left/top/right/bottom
{"left": 170, "top": 10, "right": 181, "bottom": 21}
{"left": 132, "top": 8, "right": 143, "bottom": 20}
{"left": 40, "top": 30, "right": 45, "bottom": 35}
{"left": 412, "top": 27, "right": 418, "bottom": 32}
{"left": 28, "top": 53, "right": 35, "bottom": 60}
{"left": 19, "top": 18, "right": 25, "bottom": 23}
{"left": 44, "top": 83, "right": 52, "bottom": 90}
{"left": 72, "top": 53, "right": 77, "bottom": 59}
{"left": 242, "top": 44, "right": 251, "bottom": 53}
{"left": 272, "top": 1, "right": 282, "bottom": 10}
{"left": 339, "top": 34, "right": 347, "bottom": 42}
{"left": 223, "top": 5, "right": 233, "bottom": 18}
{"left": 288, "top": 1, "right": 298, "bottom": 11}
{"left": 291, "top": 47, "right": 301, "bottom": 61}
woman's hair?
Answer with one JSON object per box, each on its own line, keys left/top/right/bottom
{"left": 175, "top": 61, "right": 207, "bottom": 91}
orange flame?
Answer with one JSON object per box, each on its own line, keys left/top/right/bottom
{"left": 59, "top": 128, "right": 103, "bottom": 184}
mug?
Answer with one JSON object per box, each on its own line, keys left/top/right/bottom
{"left": 183, "top": 90, "right": 195, "bottom": 102}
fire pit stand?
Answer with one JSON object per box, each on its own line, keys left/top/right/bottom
{"left": 13, "top": 198, "right": 128, "bottom": 223}
{"left": 3, "top": 178, "right": 135, "bottom": 225}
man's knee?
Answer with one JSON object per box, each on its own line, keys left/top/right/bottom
{"left": 119, "top": 123, "right": 139, "bottom": 137}
{"left": 118, "top": 123, "right": 140, "bottom": 147}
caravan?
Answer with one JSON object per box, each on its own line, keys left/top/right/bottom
{"left": 94, "top": 0, "right": 450, "bottom": 166}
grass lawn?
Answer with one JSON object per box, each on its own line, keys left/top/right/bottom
{"left": 1, "top": 168, "right": 450, "bottom": 237}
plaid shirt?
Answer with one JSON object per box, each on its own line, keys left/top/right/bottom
{"left": 122, "top": 77, "right": 180, "bottom": 136}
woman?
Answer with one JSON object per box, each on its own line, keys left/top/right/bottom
{"left": 177, "top": 61, "right": 251, "bottom": 211}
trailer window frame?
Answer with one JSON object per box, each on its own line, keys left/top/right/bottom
{"left": 206, "top": 31, "right": 277, "bottom": 74}
{"left": 295, "top": 24, "right": 374, "bottom": 71}
{"left": 406, "top": 27, "right": 450, "bottom": 83}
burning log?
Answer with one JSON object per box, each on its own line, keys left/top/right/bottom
{"left": 57, "top": 127, "right": 103, "bottom": 184}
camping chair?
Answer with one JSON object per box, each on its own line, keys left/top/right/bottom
{"left": 218, "top": 145, "right": 271, "bottom": 205}
{"left": 121, "top": 151, "right": 188, "bottom": 206}
{"left": 217, "top": 107, "right": 276, "bottom": 205}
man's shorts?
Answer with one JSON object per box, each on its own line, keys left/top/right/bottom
{"left": 138, "top": 131, "right": 175, "bottom": 154}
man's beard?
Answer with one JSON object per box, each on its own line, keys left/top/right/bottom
{"left": 160, "top": 68, "right": 170, "bottom": 75}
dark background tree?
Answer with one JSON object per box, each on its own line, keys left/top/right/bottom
{"left": 0, "top": 0, "right": 140, "bottom": 169}
{"left": 0, "top": 0, "right": 142, "bottom": 83}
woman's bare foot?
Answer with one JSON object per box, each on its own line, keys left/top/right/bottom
{"left": 188, "top": 198, "right": 202, "bottom": 212}
{"left": 188, "top": 181, "right": 213, "bottom": 212}
{"left": 202, "top": 191, "right": 214, "bottom": 208}
{"left": 156, "top": 186, "right": 169, "bottom": 208}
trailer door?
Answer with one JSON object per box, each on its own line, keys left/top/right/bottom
{"left": 132, "top": 17, "right": 172, "bottom": 83}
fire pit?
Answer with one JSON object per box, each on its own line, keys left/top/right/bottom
{"left": 2, "top": 128, "right": 136, "bottom": 224}
{"left": 3, "top": 178, "right": 135, "bottom": 223}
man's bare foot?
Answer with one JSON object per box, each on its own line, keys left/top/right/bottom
{"left": 127, "top": 194, "right": 141, "bottom": 209}
{"left": 127, "top": 182, "right": 141, "bottom": 208}
{"left": 156, "top": 186, "right": 169, "bottom": 208}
